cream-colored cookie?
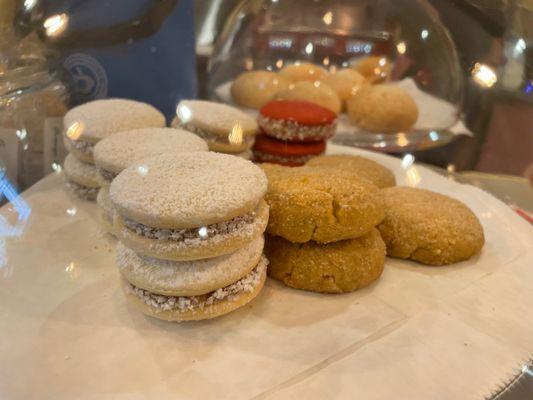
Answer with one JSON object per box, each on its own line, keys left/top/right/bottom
{"left": 320, "top": 69, "right": 367, "bottom": 103}
{"left": 110, "top": 152, "right": 269, "bottom": 260}
{"left": 275, "top": 81, "right": 342, "bottom": 115}
{"left": 377, "top": 187, "right": 485, "bottom": 265}
{"left": 353, "top": 56, "right": 391, "bottom": 83}
{"left": 63, "top": 98, "right": 166, "bottom": 164}
{"left": 346, "top": 84, "right": 418, "bottom": 133}
{"left": 64, "top": 153, "right": 100, "bottom": 188}
{"left": 122, "top": 255, "right": 267, "bottom": 322}
{"left": 265, "top": 229, "right": 385, "bottom": 293}
{"left": 117, "top": 236, "right": 264, "bottom": 296}
{"left": 114, "top": 200, "right": 268, "bottom": 261}
{"left": 96, "top": 187, "right": 115, "bottom": 233}
{"left": 231, "top": 71, "right": 290, "bottom": 109}
{"left": 63, "top": 153, "right": 101, "bottom": 200}
{"left": 306, "top": 155, "right": 396, "bottom": 188}
{"left": 172, "top": 100, "right": 258, "bottom": 153}
{"left": 93, "top": 127, "right": 207, "bottom": 185}
{"left": 279, "top": 62, "right": 328, "bottom": 83}
{"left": 63, "top": 135, "right": 94, "bottom": 164}
{"left": 264, "top": 168, "right": 384, "bottom": 243}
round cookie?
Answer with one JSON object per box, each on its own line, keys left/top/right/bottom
{"left": 275, "top": 81, "right": 342, "bottom": 115}
{"left": 306, "top": 154, "right": 396, "bottom": 188}
{"left": 96, "top": 187, "right": 115, "bottom": 233}
{"left": 264, "top": 168, "right": 384, "bottom": 243}
{"left": 122, "top": 255, "right": 268, "bottom": 322}
{"left": 117, "top": 236, "right": 264, "bottom": 296}
{"left": 377, "top": 187, "right": 485, "bottom": 265}
{"left": 265, "top": 229, "right": 385, "bottom": 294}
{"left": 63, "top": 98, "right": 166, "bottom": 164}
{"left": 353, "top": 56, "right": 391, "bottom": 83}
{"left": 110, "top": 152, "right": 269, "bottom": 260}
{"left": 253, "top": 134, "right": 326, "bottom": 166}
{"left": 320, "top": 69, "right": 367, "bottom": 103}
{"left": 258, "top": 100, "right": 337, "bottom": 142}
{"left": 278, "top": 62, "right": 328, "bottom": 83}
{"left": 63, "top": 153, "right": 100, "bottom": 200}
{"left": 93, "top": 127, "right": 208, "bottom": 185}
{"left": 346, "top": 84, "right": 419, "bottom": 133}
{"left": 172, "top": 100, "right": 257, "bottom": 153}
{"left": 231, "top": 71, "right": 290, "bottom": 109}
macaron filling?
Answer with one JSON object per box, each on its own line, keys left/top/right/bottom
{"left": 65, "top": 180, "right": 99, "bottom": 200}
{"left": 125, "top": 256, "right": 267, "bottom": 312}
{"left": 122, "top": 208, "right": 257, "bottom": 243}
{"left": 66, "top": 137, "right": 94, "bottom": 156}
{"left": 258, "top": 115, "right": 336, "bottom": 142}
{"left": 178, "top": 122, "right": 255, "bottom": 147}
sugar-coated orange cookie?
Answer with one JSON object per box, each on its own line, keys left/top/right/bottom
{"left": 265, "top": 229, "right": 385, "bottom": 294}
{"left": 377, "top": 187, "right": 485, "bottom": 265}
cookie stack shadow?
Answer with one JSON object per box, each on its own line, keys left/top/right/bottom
{"left": 109, "top": 152, "right": 270, "bottom": 321}
{"left": 260, "top": 155, "right": 396, "bottom": 294}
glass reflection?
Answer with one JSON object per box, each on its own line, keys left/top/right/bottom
{"left": 43, "top": 13, "right": 69, "bottom": 37}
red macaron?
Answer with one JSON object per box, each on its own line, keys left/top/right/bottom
{"left": 258, "top": 100, "right": 337, "bottom": 142}
{"left": 253, "top": 134, "right": 326, "bottom": 166}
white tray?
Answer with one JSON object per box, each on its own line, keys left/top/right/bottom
{"left": 1, "top": 145, "right": 532, "bottom": 400}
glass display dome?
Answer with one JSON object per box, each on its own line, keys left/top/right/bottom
{"left": 207, "top": 0, "right": 464, "bottom": 151}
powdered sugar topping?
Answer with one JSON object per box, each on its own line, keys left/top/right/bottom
{"left": 64, "top": 98, "right": 165, "bottom": 143}
{"left": 110, "top": 152, "right": 267, "bottom": 228}
{"left": 93, "top": 128, "right": 208, "bottom": 174}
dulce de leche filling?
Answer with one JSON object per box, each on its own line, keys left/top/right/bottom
{"left": 66, "top": 137, "right": 94, "bottom": 155}
{"left": 123, "top": 209, "right": 257, "bottom": 242}
{"left": 126, "top": 256, "right": 267, "bottom": 312}
{"left": 97, "top": 167, "right": 118, "bottom": 183}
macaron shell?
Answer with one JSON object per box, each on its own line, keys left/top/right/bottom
{"left": 253, "top": 135, "right": 326, "bottom": 157}
{"left": 260, "top": 100, "right": 337, "bottom": 126}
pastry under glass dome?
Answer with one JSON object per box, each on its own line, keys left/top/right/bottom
{"left": 207, "top": 0, "right": 464, "bottom": 151}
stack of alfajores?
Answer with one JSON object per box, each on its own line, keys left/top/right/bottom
{"left": 109, "top": 152, "right": 270, "bottom": 321}
{"left": 92, "top": 127, "right": 208, "bottom": 234}
{"left": 62, "top": 99, "right": 165, "bottom": 201}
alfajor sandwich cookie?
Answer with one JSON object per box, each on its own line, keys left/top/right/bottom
{"left": 63, "top": 98, "right": 165, "bottom": 164}
{"left": 110, "top": 152, "right": 269, "bottom": 261}
{"left": 63, "top": 153, "right": 100, "bottom": 200}
{"left": 172, "top": 100, "right": 258, "bottom": 154}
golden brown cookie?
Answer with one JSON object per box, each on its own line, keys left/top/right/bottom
{"left": 231, "top": 71, "right": 290, "bottom": 109}
{"left": 263, "top": 167, "right": 384, "bottom": 243}
{"left": 377, "top": 187, "right": 485, "bottom": 265}
{"left": 353, "top": 56, "right": 391, "bottom": 83}
{"left": 320, "top": 69, "right": 367, "bottom": 104}
{"left": 346, "top": 84, "right": 418, "bottom": 133}
{"left": 278, "top": 62, "right": 328, "bottom": 83}
{"left": 265, "top": 229, "right": 385, "bottom": 293}
{"left": 306, "top": 154, "right": 396, "bottom": 188}
{"left": 275, "top": 81, "right": 342, "bottom": 115}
